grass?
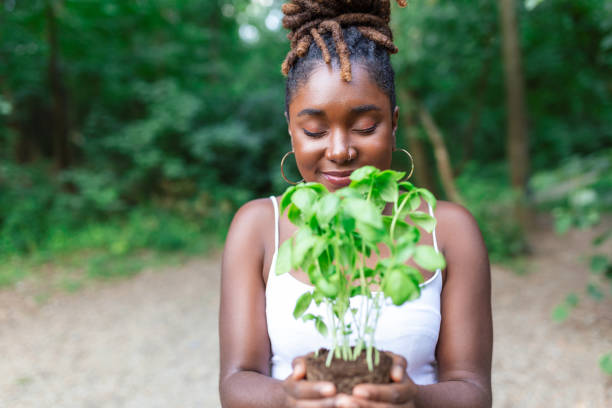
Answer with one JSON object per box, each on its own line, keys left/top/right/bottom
{"left": 0, "top": 208, "right": 228, "bottom": 293}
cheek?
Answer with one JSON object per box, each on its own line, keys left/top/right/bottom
{"left": 292, "top": 137, "right": 324, "bottom": 172}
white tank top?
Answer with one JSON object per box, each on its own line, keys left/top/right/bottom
{"left": 265, "top": 196, "right": 442, "bottom": 385}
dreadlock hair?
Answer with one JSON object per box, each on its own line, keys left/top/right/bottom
{"left": 282, "top": 0, "right": 407, "bottom": 114}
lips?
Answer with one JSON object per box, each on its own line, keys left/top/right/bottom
{"left": 322, "top": 170, "right": 355, "bottom": 187}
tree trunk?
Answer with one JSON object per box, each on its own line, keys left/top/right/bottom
{"left": 498, "top": 0, "right": 530, "bottom": 230}
{"left": 46, "top": 0, "right": 71, "bottom": 170}
{"left": 417, "top": 105, "right": 465, "bottom": 206}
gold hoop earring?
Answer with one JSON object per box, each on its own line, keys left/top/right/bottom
{"left": 393, "top": 148, "right": 414, "bottom": 180}
{"left": 280, "top": 151, "right": 304, "bottom": 185}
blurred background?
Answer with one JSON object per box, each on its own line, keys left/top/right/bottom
{"left": 0, "top": 0, "right": 610, "bottom": 407}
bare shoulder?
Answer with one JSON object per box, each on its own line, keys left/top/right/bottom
{"left": 433, "top": 200, "right": 489, "bottom": 272}
{"left": 229, "top": 197, "right": 276, "bottom": 230}
{"left": 434, "top": 200, "right": 481, "bottom": 232}
{"left": 223, "top": 197, "right": 277, "bottom": 265}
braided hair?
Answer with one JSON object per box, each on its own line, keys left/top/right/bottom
{"left": 282, "top": 1, "right": 406, "bottom": 113}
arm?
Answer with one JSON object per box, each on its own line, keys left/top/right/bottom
{"left": 219, "top": 199, "right": 337, "bottom": 408}
{"left": 219, "top": 199, "right": 286, "bottom": 407}
{"left": 343, "top": 201, "right": 493, "bottom": 408}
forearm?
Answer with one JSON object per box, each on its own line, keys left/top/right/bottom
{"left": 415, "top": 380, "right": 492, "bottom": 408}
{"left": 220, "top": 370, "right": 287, "bottom": 408}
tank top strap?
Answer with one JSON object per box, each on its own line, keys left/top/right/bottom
{"left": 427, "top": 202, "right": 439, "bottom": 253}
{"left": 269, "top": 196, "right": 280, "bottom": 253}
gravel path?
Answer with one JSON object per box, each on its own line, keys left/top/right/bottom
{"left": 0, "top": 221, "right": 610, "bottom": 407}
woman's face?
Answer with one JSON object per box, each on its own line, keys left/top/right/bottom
{"left": 287, "top": 64, "right": 399, "bottom": 192}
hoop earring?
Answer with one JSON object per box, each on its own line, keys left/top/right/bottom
{"left": 393, "top": 148, "right": 415, "bottom": 180}
{"left": 280, "top": 151, "right": 304, "bottom": 185}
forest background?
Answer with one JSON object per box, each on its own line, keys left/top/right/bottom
{"left": 0, "top": 0, "right": 610, "bottom": 343}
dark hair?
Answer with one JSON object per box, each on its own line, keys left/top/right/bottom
{"left": 285, "top": 26, "right": 396, "bottom": 114}
{"left": 281, "top": 0, "right": 407, "bottom": 115}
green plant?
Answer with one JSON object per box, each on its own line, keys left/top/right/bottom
{"left": 275, "top": 166, "right": 445, "bottom": 371}
{"left": 531, "top": 149, "right": 612, "bottom": 374}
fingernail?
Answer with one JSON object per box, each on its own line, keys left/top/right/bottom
{"left": 336, "top": 395, "right": 358, "bottom": 408}
{"left": 318, "top": 383, "right": 335, "bottom": 395}
{"left": 353, "top": 387, "right": 368, "bottom": 398}
{"left": 392, "top": 365, "right": 404, "bottom": 380}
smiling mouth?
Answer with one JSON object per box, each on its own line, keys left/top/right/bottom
{"left": 322, "top": 170, "right": 355, "bottom": 187}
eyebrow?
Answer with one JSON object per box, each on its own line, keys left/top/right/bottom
{"left": 297, "top": 108, "right": 325, "bottom": 117}
{"left": 351, "top": 104, "right": 381, "bottom": 114}
{"left": 296, "top": 104, "right": 381, "bottom": 117}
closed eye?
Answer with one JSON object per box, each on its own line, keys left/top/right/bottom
{"left": 303, "top": 128, "right": 326, "bottom": 138}
{"left": 354, "top": 124, "right": 378, "bottom": 134}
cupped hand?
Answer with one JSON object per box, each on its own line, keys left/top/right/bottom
{"left": 335, "top": 352, "right": 418, "bottom": 408}
{"left": 282, "top": 354, "right": 338, "bottom": 407}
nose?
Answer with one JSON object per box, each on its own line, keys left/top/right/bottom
{"left": 325, "top": 128, "right": 354, "bottom": 164}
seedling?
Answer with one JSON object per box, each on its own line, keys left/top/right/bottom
{"left": 276, "top": 166, "right": 446, "bottom": 371}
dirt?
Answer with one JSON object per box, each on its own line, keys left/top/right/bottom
{"left": 306, "top": 348, "right": 393, "bottom": 394}
{"left": 0, "top": 217, "right": 611, "bottom": 407}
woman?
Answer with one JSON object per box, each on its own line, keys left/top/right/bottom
{"left": 219, "top": 1, "right": 492, "bottom": 407}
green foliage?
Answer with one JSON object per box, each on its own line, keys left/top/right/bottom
{"left": 276, "top": 166, "right": 444, "bottom": 370}
{"left": 456, "top": 163, "right": 528, "bottom": 263}
{"left": 532, "top": 150, "right": 612, "bottom": 374}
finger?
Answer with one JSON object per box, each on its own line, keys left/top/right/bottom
{"left": 352, "top": 380, "right": 417, "bottom": 404}
{"left": 288, "top": 395, "right": 339, "bottom": 408}
{"left": 291, "top": 357, "right": 307, "bottom": 380}
{"left": 386, "top": 352, "right": 407, "bottom": 382}
{"left": 337, "top": 394, "right": 416, "bottom": 408}
{"left": 283, "top": 378, "right": 336, "bottom": 399}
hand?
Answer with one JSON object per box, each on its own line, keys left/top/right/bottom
{"left": 282, "top": 354, "right": 338, "bottom": 407}
{"left": 335, "top": 353, "right": 418, "bottom": 408}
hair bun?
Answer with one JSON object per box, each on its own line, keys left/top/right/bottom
{"left": 281, "top": 1, "right": 406, "bottom": 81}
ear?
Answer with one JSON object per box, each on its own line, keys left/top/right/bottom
{"left": 392, "top": 106, "right": 400, "bottom": 147}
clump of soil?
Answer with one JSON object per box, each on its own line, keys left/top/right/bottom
{"left": 305, "top": 348, "right": 392, "bottom": 394}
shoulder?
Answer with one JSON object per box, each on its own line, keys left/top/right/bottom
{"left": 433, "top": 200, "right": 489, "bottom": 267}
{"left": 226, "top": 197, "right": 277, "bottom": 245}
{"left": 434, "top": 200, "right": 481, "bottom": 232}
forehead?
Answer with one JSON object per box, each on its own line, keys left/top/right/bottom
{"left": 288, "top": 64, "right": 391, "bottom": 118}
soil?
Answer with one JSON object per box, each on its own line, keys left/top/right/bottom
{"left": 306, "top": 348, "right": 392, "bottom": 394}
{"left": 0, "top": 215, "right": 610, "bottom": 407}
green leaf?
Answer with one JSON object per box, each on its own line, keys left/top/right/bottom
{"left": 552, "top": 304, "right": 569, "bottom": 322}
{"left": 383, "top": 268, "right": 420, "bottom": 305}
{"left": 276, "top": 239, "right": 292, "bottom": 275}
{"left": 413, "top": 245, "right": 446, "bottom": 271}
{"left": 315, "top": 319, "right": 328, "bottom": 337}
{"left": 292, "top": 229, "right": 317, "bottom": 268}
{"left": 315, "top": 277, "right": 338, "bottom": 298}
{"left": 287, "top": 203, "right": 301, "bottom": 225}
{"left": 302, "top": 313, "right": 317, "bottom": 322}
{"left": 316, "top": 194, "right": 340, "bottom": 226}
{"left": 409, "top": 212, "right": 436, "bottom": 233}
{"left": 395, "top": 238, "right": 416, "bottom": 263}
{"left": 590, "top": 255, "right": 609, "bottom": 274}
{"left": 417, "top": 188, "right": 437, "bottom": 211}
{"left": 292, "top": 188, "right": 317, "bottom": 214}
{"left": 592, "top": 230, "right": 612, "bottom": 246}
{"left": 398, "top": 181, "right": 415, "bottom": 192}
{"left": 565, "top": 293, "right": 579, "bottom": 308}
{"left": 343, "top": 198, "right": 383, "bottom": 228}
{"left": 587, "top": 283, "right": 604, "bottom": 301}
{"left": 356, "top": 221, "right": 385, "bottom": 243}
{"left": 293, "top": 292, "right": 312, "bottom": 319}
{"left": 350, "top": 166, "right": 378, "bottom": 182}
{"left": 375, "top": 170, "right": 399, "bottom": 202}
{"left": 599, "top": 353, "right": 612, "bottom": 375}
{"left": 280, "top": 185, "right": 298, "bottom": 214}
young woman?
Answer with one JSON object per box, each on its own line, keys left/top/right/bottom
{"left": 219, "top": 1, "right": 492, "bottom": 407}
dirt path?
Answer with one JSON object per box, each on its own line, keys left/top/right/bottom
{"left": 0, "top": 221, "right": 610, "bottom": 407}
